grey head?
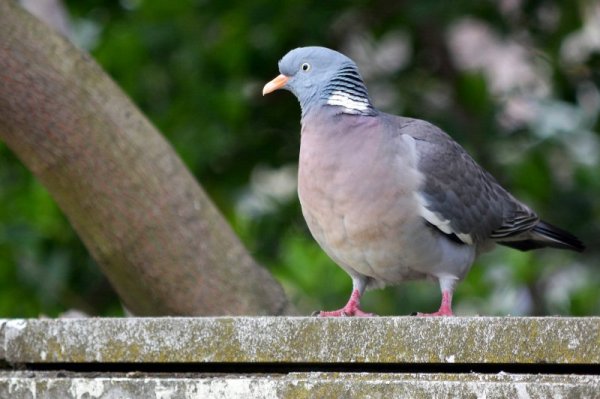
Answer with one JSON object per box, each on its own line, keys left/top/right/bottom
{"left": 263, "top": 46, "right": 376, "bottom": 117}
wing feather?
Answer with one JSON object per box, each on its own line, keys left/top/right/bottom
{"left": 385, "top": 115, "right": 539, "bottom": 245}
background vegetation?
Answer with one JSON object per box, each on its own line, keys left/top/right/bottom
{"left": 1, "top": 0, "right": 598, "bottom": 317}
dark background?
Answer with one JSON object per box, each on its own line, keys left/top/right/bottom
{"left": 1, "top": 0, "right": 598, "bottom": 316}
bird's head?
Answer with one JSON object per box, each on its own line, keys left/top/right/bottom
{"left": 263, "top": 46, "right": 375, "bottom": 116}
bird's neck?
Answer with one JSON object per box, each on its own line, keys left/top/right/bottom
{"left": 320, "top": 64, "right": 377, "bottom": 116}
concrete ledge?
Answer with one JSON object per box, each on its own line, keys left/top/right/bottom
{"left": 1, "top": 317, "right": 599, "bottom": 398}
{"left": 1, "top": 371, "right": 599, "bottom": 398}
{"left": 2, "top": 317, "right": 599, "bottom": 365}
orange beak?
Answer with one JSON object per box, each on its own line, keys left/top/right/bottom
{"left": 262, "top": 74, "right": 289, "bottom": 96}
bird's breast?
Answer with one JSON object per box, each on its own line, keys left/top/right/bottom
{"left": 297, "top": 117, "right": 428, "bottom": 281}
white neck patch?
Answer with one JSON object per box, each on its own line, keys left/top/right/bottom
{"left": 326, "top": 90, "right": 370, "bottom": 114}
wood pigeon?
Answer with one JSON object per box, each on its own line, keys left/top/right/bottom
{"left": 263, "top": 46, "right": 584, "bottom": 316}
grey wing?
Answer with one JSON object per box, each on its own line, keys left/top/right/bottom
{"left": 393, "top": 117, "right": 539, "bottom": 245}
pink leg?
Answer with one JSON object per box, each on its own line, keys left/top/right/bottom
{"left": 417, "top": 290, "right": 454, "bottom": 317}
{"left": 318, "top": 289, "right": 376, "bottom": 317}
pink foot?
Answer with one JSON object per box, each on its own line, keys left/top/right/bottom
{"left": 317, "top": 289, "right": 376, "bottom": 317}
{"left": 319, "top": 307, "right": 375, "bottom": 317}
{"left": 417, "top": 290, "right": 454, "bottom": 317}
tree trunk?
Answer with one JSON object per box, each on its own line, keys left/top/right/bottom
{"left": 0, "top": 0, "right": 293, "bottom": 316}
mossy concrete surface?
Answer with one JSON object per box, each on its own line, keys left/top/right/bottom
{"left": 1, "top": 317, "right": 599, "bottom": 398}
{"left": 1, "top": 371, "right": 599, "bottom": 398}
{"left": 1, "top": 317, "right": 599, "bottom": 364}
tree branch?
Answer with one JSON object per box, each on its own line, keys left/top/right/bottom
{"left": 0, "top": 1, "right": 293, "bottom": 316}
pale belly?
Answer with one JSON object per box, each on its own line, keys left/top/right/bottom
{"left": 300, "top": 186, "right": 430, "bottom": 284}
{"left": 299, "top": 181, "right": 476, "bottom": 287}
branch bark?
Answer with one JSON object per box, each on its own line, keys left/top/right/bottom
{"left": 0, "top": 1, "right": 293, "bottom": 316}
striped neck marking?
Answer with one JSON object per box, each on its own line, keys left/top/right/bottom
{"left": 326, "top": 90, "right": 371, "bottom": 114}
{"left": 322, "top": 64, "right": 375, "bottom": 116}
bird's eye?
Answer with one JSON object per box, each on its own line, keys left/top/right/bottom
{"left": 301, "top": 63, "right": 311, "bottom": 72}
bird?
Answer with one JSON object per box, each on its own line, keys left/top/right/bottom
{"left": 262, "top": 46, "right": 585, "bottom": 317}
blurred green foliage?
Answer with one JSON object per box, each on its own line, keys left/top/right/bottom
{"left": 1, "top": 0, "right": 598, "bottom": 316}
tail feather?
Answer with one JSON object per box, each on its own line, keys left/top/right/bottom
{"left": 497, "top": 220, "right": 585, "bottom": 253}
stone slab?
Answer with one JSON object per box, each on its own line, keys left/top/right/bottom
{"left": 2, "top": 317, "right": 599, "bottom": 365}
{"left": 1, "top": 371, "right": 599, "bottom": 399}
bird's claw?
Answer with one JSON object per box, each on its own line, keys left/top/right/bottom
{"left": 316, "top": 308, "right": 376, "bottom": 317}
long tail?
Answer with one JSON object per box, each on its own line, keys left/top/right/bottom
{"left": 497, "top": 220, "right": 585, "bottom": 252}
